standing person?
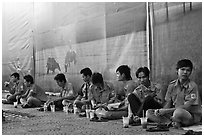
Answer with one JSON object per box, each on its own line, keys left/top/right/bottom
{"left": 127, "top": 67, "right": 163, "bottom": 124}
{"left": 146, "top": 59, "right": 202, "bottom": 128}
{"left": 2, "top": 72, "right": 25, "bottom": 104}
{"left": 17, "top": 75, "right": 47, "bottom": 108}
{"left": 73, "top": 68, "right": 92, "bottom": 112}
{"left": 45, "top": 73, "right": 76, "bottom": 111}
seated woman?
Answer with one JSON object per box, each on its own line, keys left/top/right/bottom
{"left": 127, "top": 67, "right": 163, "bottom": 123}
{"left": 17, "top": 75, "right": 48, "bottom": 108}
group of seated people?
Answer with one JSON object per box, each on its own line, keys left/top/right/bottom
{"left": 2, "top": 59, "right": 202, "bottom": 129}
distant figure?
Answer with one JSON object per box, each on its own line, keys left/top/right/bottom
{"left": 65, "top": 50, "right": 77, "bottom": 72}
{"left": 46, "top": 57, "right": 61, "bottom": 74}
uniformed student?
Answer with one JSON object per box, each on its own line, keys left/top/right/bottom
{"left": 127, "top": 67, "right": 163, "bottom": 124}
{"left": 72, "top": 67, "right": 92, "bottom": 112}
{"left": 146, "top": 59, "right": 202, "bottom": 128}
{"left": 2, "top": 72, "right": 25, "bottom": 104}
{"left": 17, "top": 75, "right": 48, "bottom": 108}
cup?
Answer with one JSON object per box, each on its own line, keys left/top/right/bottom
{"left": 89, "top": 110, "right": 95, "bottom": 119}
{"left": 140, "top": 117, "right": 148, "bottom": 129}
{"left": 122, "top": 117, "right": 129, "bottom": 128}
{"left": 43, "top": 103, "right": 48, "bottom": 112}
{"left": 50, "top": 105, "right": 55, "bottom": 112}
{"left": 73, "top": 106, "right": 80, "bottom": 115}
{"left": 13, "top": 102, "right": 18, "bottom": 108}
{"left": 85, "top": 109, "right": 90, "bottom": 118}
{"left": 63, "top": 106, "right": 69, "bottom": 113}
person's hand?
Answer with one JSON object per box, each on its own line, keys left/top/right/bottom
{"left": 16, "top": 95, "right": 22, "bottom": 100}
{"left": 154, "top": 109, "right": 160, "bottom": 116}
{"left": 4, "top": 81, "right": 10, "bottom": 87}
{"left": 92, "top": 103, "right": 97, "bottom": 109}
{"left": 154, "top": 109, "right": 166, "bottom": 116}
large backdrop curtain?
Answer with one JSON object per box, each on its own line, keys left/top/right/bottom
{"left": 2, "top": 2, "right": 202, "bottom": 101}
{"left": 2, "top": 2, "right": 148, "bottom": 93}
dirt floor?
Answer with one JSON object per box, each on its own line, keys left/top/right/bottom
{"left": 2, "top": 103, "right": 192, "bottom": 135}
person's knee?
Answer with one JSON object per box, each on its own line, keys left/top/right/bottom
{"left": 127, "top": 94, "right": 136, "bottom": 102}
{"left": 27, "top": 97, "right": 36, "bottom": 105}
{"left": 146, "top": 109, "right": 154, "bottom": 119}
{"left": 27, "top": 97, "right": 41, "bottom": 106}
{"left": 172, "top": 108, "right": 192, "bottom": 123}
{"left": 103, "top": 111, "right": 127, "bottom": 120}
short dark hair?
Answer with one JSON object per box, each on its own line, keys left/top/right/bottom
{"left": 24, "top": 75, "right": 34, "bottom": 84}
{"left": 54, "top": 73, "right": 67, "bottom": 83}
{"left": 91, "top": 72, "right": 104, "bottom": 85}
{"left": 135, "top": 67, "right": 150, "bottom": 78}
{"left": 11, "top": 72, "right": 20, "bottom": 80}
{"left": 80, "top": 67, "right": 92, "bottom": 77}
{"left": 116, "top": 65, "right": 132, "bottom": 80}
{"left": 176, "top": 59, "right": 193, "bottom": 71}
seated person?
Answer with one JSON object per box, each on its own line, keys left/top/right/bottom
{"left": 127, "top": 67, "right": 163, "bottom": 123}
{"left": 146, "top": 59, "right": 202, "bottom": 128}
{"left": 103, "top": 65, "right": 137, "bottom": 119}
{"left": 73, "top": 68, "right": 92, "bottom": 112}
{"left": 17, "top": 75, "right": 48, "bottom": 108}
{"left": 88, "top": 72, "right": 116, "bottom": 119}
{"left": 45, "top": 73, "right": 76, "bottom": 111}
{"left": 2, "top": 72, "right": 25, "bottom": 104}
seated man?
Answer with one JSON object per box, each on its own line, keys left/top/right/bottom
{"left": 127, "top": 67, "right": 163, "bottom": 123}
{"left": 104, "top": 65, "right": 137, "bottom": 119}
{"left": 73, "top": 68, "right": 92, "bottom": 112}
{"left": 45, "top": 73, "right": 76, "bottom": 111}
{"left": 2, "top": 72, "right": 25, "bottom": 104}
{"left": 17, "top": 75, "right": 48, "bottom": 108}
{"left": 146, "top": 59, "right": 202, "bottom": 128}
{"left": 88, "top": 72, "right": 117, "bottom": 119}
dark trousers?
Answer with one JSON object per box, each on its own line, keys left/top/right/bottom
{"left": 128, "top": 93, "right": 162, "bottom": 117}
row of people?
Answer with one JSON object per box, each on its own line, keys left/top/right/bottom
{"left": 2, "top": 59, "right": 201, "bottom": 128}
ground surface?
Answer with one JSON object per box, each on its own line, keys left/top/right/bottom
{"left": 2, "top": 103, "right": 190, "bottom": 135}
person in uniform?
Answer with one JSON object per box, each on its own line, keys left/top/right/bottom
{"left": 127, "top": 67, "right": 163, "bottom": 124}
{"left": 146, "top": 59, "right": 202, "bottom": 128}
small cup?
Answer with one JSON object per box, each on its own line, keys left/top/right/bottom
{"left": 89, "top": 110, "right": 95, "bottom": 119}
{"left": 13, "top": 102, "right": 18, "bottom": 108}
{"left": 63, "top": 106, "right": 69, "bottom": 113}
{"left": 43, "top": 103, "right": 48, "bottom": 112}
{"left": 50, "top": 105, "right": 55, "bottom": 112}
{"left": 140, "top": 117, "right": 148, "bottom": 129}
{"left": 85, "top": 109, "right": 90, "bottom": 118}
{"left": 122, "top": 117, "right": 129, "bottom": 128}
{"left": 73, "top": 106, "right": 80, "bottom": 115}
